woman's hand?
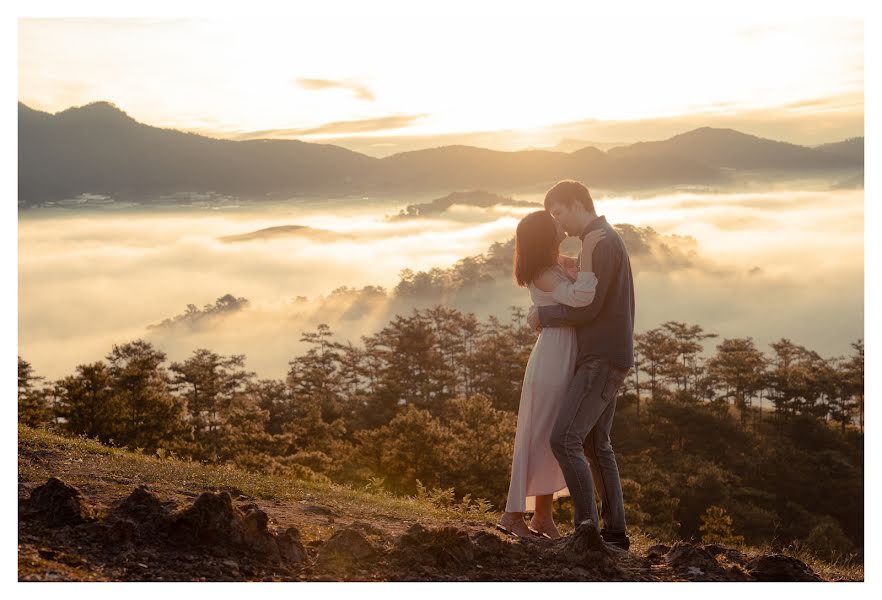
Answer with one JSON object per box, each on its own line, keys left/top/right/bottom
{"left": 579, "top": 230, "right": 606, "bottom": 272}
{"left": 582, "top": 230, "right": 606, "bottom": 252}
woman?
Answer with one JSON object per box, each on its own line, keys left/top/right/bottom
{"left": 496, "top": 210, "right": 605, "bottom": 539}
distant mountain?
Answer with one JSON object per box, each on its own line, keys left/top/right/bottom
{"left": 607, "top": 127, "right": 861, "bottom": 170}
{"left": 19, "top": 101, "right": 376, "bottom": 204}
{"left": 814, "top": 137, "right": 864, "bottom": 162}
{"left": 552, "top": 139, "right": 626, "bottom": 153}
{"left": 17, "top": 102, "right": 862, "bottom": 205}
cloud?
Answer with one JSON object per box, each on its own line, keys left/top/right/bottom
{"left": 315, "top": 93, "right": 864, "bottom": 156}
{"left": 296, "top": 77, "right": 376, "bottom": 101}
{"left": 232, "top": 113, "right": 428, "bottom": 139}
{"left": 17, "top": 186, "right": 863, "bottom": 384}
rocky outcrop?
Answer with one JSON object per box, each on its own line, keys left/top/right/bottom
{"left": 166, "top": 490, "right": 305, "bottom": 563}
{"left": 394, "top": 523, "right": 475, "bottom": 568}
{"left": 19, "top": 477, "right": 832, "bottom": 582}
{"left": 26, "top": 477, "right": 94, "bottom": 526}
{"left": 746, "top": 554, "right": 822, "bottom": 582}
{"left": 317, "top": 526, "right": 380, "bottom": 571}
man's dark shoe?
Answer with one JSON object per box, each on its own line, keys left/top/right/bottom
{"left": 600, "top": 528, "right": 630, "bottom": 550}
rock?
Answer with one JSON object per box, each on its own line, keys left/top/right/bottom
{"left": 317, "top": 527, "right": 379, "bottom": 571}
{"left": 116, "top": 486, "right": 169, "bottom": 525}
{"left": 645, "top": 544, "right": 671, "bottom": 560}
{"left": 347, "top": 520, "right": 387, "bottom": 539}
{"left": 27, "top": 477, "right": 93, "bottom": 526}
{"left": 719, "top": 548, "right": 748, "bottom": 566}
{"left": 571, "top": 566, "right": 593, "bottom": 579}
{"left": 241, "top": 508, "right": 285, "bottom": 559}
{"left": 164, "top": 490, "right": 303, "bottom": 564}
{"left": 665, "top": 542, "right": 722, "bottom": 573}
{"left": 686, "top": 566, "right": 704, "bottom": 578}
{"left": 221, "top": 558, "right": 240, "bottom": 573}
{"left": 701, "top": 543, "right": 727, "bottom": 556}
{"left": 276, "top": 526, "right": 308, "bottom": 564}
{"left": 168, "top": 491, "right": 246, "bottom": 549}
{"left": 723, "top": 563, "right": 751, "bottom": 581}
{"left": 472, "top": 530, "right": 513, "bottom": 555}
{"left": 37, "top": 548, "right": 57, "bottom": 560}
{"left": 106, "top": 518, "right": 139, "bottom": 545}
{"left": 395, "top": 524, "right": 475, "bottom": 568}
{"left": 747, "top": 554, "right": 822, "bottom": 582}
{"left": 303, "top": 504, "right": 335, "bottom": 516}
{"left": 102, "top": 486, "right": 173, "bottom": 548}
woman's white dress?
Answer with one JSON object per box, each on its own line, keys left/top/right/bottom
{"left": 504, "top": 264, "right": 599, "bottom": 513}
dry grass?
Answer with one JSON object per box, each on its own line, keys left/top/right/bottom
{"left": 18, "top": 424, "right": 493, "bottom": 526}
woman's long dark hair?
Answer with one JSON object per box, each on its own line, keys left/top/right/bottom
{"left": 513, "top": 210, "right": 559, "bottom": 287}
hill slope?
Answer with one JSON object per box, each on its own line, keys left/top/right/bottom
{"left": 20, "top": 102, "right": 863, "bottom": 205}
{"left": 814, "top": 137, "right": 864, "bottom": 162}
{"left": 17, "top": 101, "right": 741, "bottom": 204}
{"left": 18, "top": 101, "right": 377, "bottom": 204}
{"left": 18, "top": 425, "right": 859, "bottom": 581}
{"left": 607, "top": 127, "right": 860, "bottom": 169}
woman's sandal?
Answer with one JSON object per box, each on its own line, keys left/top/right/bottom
{"left": 527, "top": 526, "right": 552, "bottom": 539}
{"left": 494, "top": 523, "right": 519, "bottom": 537}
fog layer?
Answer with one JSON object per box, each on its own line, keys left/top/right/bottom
{"left": 18, "top": 185, "right": 863, "bottom": 381}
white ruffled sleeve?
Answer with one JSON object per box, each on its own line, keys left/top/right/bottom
{"left": 551, "top": 271, "right": 598, "bottom": 307}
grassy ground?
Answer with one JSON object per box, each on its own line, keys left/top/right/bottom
{"left": 18, "top": 423, "right": 492, "bottom": 526}
{"left": 18, "top": 424, "right": 863, "bottom": 581}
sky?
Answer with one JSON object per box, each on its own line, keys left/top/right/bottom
{"left": 17, "top": 15, "right": 864, "bottom": 152}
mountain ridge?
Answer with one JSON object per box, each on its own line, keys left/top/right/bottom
{"left": 18, "top": 101, "right": 863, "bottom": 205}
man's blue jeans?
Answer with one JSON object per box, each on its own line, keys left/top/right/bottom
{"left": 550, "top": 357, "right": 629, "bottom": 531}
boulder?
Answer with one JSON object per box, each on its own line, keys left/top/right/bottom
{"left": 395, "top": 523, "right": 475, "bottom": 568}
{"left": 665, "top": 542, "right": 722, "bottom": 572}
{"left": 27, "top": 477, "right": 93, "bottom": 526}
{"left": 164, "top": 490, "right": 305, "bottom": 564}
{"left": 168, "top": 491, "right": 246, "bottom": 549}
{"left": 645, "top": 543, "right": 671, "bottom": 560}
{"left": 317, "top": 526, "right": 379, "bottom": 571}
{"left": 276, "top": 526, "right": 307, "bottom": 564}
{"left": 747, "top": 554, "right": 822, "bottom": 582}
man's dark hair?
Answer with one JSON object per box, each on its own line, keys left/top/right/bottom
{"left": 543, "top": 180, "right": 595, "bottom": 213}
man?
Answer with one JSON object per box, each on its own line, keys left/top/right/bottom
{"left": 526, "top": 180, "right": 635, "bottom": 550}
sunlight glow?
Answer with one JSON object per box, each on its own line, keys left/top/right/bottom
{"left": 18, "top": 17, "right": 863, "bottom": 143}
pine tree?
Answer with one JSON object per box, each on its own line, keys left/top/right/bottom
{"left": 54, "top": 361, "right": 123, "bottom": 442}
{"left": 707, "top": 338, "right": 766, "bottom": 425}
{"left": 699, "top": 505, "right": 744, "bottom": 545}
{"left": 169, "top": 348, "right": 256, "bottom": 462}
{"left": 106, "top": 339, "right": 184, "bottom": 452}
{"left": 660, "top": 322, "right": 718, "bottom": 394}
{"left": 442, "top": 394, "right": 516, "bottom": 503}
{"left": 635, "top": 328, "right": 678, "bottom": 401}
{"left": 18, "top": 356, "right": 50, "bottom": 426}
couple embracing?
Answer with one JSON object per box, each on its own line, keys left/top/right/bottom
{"left": 497, "top": 180, "right": 635, "bottom": 551}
